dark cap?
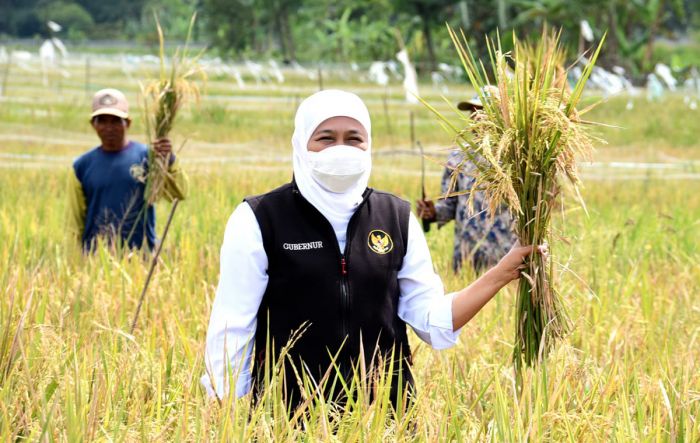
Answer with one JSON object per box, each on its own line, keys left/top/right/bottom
{"left": 457, "top": 95, "right": 483, "bottom": 112}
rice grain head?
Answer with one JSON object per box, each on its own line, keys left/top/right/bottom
{"left": 431, "top": 25, "right": 606, "bottom": 375}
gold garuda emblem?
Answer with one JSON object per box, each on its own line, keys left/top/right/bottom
{"left": 368, "top": 229, "right": 393, "bottom": 255}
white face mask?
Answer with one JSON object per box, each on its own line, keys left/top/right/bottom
{"left": 307, "top": 145, "right": 371, "bottom": 193}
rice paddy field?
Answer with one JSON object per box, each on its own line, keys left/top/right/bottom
{"left": 1, "top": 54, "right": 699, "bottom": 441}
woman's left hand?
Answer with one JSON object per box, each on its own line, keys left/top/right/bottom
{"left": 451, "top": 242, "right": 548, "bottom": 331}
{"left": 493, "top": 242, "right": 549, "bottom": 284}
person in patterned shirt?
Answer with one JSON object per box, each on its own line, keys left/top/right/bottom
{"left": 416, "top": 96, "right": 517, "bottom": 273}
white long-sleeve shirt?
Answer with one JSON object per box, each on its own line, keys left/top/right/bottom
{"left": 201, "top": 201, "right": 461, "bottom": 398}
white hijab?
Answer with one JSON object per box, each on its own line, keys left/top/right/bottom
{"left": 292, "top": 89, "right": 372, "bottom": 249}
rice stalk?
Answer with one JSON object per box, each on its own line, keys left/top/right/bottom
{"left": 142, "top": 13, "right": 205, "bottom": 205}
{"left": 434, "top": 26, "right": 606, "bottom": 375}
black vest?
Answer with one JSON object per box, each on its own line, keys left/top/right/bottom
{"left": 245, "top": 181, "right": 413, "bottom": 406}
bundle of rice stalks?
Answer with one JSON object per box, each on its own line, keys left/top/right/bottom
{"left": 142, "top": 13, "right": 205, "bottom": 204}
{"left": 426, "top": 27, "right": 605, "bottom": 375}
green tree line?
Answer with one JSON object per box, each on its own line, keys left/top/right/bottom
{"left": 1, "top": 0, "right": 698, "bottom": 75}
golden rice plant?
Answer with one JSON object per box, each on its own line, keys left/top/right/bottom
{"left": 142, "top": 13, "right": 205, "bottom": 204}
{"left": 424, "top": 26, "right": 606, "bottom": 375}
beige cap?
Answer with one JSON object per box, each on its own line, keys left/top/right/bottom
{"left": 91, "top": 88, "right": 129, "bottom": 119}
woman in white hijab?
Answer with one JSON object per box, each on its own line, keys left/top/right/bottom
{"left": 202, "top": 90, "right": 542, "bottom": 407}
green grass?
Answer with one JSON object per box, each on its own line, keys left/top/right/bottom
{"left": 1, "top": 61, "right": 699, "bottom": 441}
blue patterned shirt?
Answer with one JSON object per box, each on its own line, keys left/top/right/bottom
{"left": 434, "top": 150, "right": 517, "bottom": 272}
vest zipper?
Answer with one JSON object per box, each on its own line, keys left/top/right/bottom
{"left": 340, "top": 209, "right": 363, "bottom": 348}
{"left": 340, "top": 254, "right": 349, "bottom": 342}
{"left": 292, "top": 183, "right": 373, "bottom": 347}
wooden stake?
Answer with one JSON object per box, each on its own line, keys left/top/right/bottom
{"left": 409, "top": 111, "right": 416, "bottom": 151}
{"left": 85, "top": 57, "right": 91, "bottom": 98}
{"left": 383, "top": 90, "right": 393, "bottom": 149}
{"left": 130, "top": 199, "right": 180, "bottom": 334}
{"left": 1, "top": 53, "right": 11, "bottom": 97}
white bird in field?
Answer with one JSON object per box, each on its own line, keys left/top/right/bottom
{"left": 268, "top": 60, "right": 284, "bottom": 83}
{"left": 654, "top": 63, "right": 677, "bottom": 91}
{"left": 646, "top": 73, "right": 664, "bottom": 101}
{"left": 396, "top": 49, "right": 419, "bottom": 104}
{"left": 580, "top": 20, "right": 594, "bottom": 42}
{"left": 230, "top": 66, "right": 246, "bottom": 89}
{"left": 47, "top": 21, "right": 62, "bottom": 32}
{"left": 683, "top": 67, "right": 699, "bottom": 95}
{"left": 368, "top": 61, "right": 389, "bottom": 86}
{"left": 50, "top": 37, "right": 67, "bottom": 57}
{"left": 245, "top": 60, "right": 266, "bottom": 86}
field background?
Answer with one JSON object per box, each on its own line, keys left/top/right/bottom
{"left": 1, "top": 56, "right": 699, "bottom": 441}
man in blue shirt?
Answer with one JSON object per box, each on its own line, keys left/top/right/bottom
{"left": 67, "top": 88, "right": 188, "bottom": 251}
